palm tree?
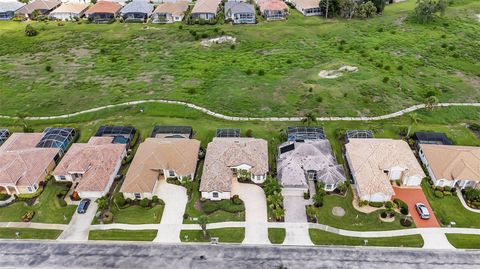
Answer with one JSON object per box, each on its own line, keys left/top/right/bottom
{"left": 425, "top": 96, "right": 438, "bottom": 110}
{"left": 406, "top": 113, "right": 420, "bottom": 137}
{"left": 301, "top": 112, "right": 317, "bottom": 126}
{"left": 263, "top": 176, "right": 281, "bottom": 196}
{"left": 198, "top": 215, "right": 209, "bottom": 239}
{"left": 267, "top": 192, "right": 283, "bottom": 209}
{"left": 306, "top": 205, "right": 317, "bottom": 222}
{"left": 272, "top": 207, "right": 285, "bottom": 221}
{"left": 325, "top": 0, "right": 330, "bottom": 19}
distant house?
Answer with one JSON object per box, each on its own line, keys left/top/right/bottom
{"left": 257, "top": 0, "right": 288, "bottom": 21}
{"left": 15, "top": 0, "right": 61, "bottom": 18}
{"left": 49, "top": 3, "right": 89, "bottom": 20}
{"left": 277, "top": 140, "right": 346, "bottom": 193}
{"left": 0, "top": 1, "right": 25, "bottom": 20}
{"left": 224, "top": 1, "right": 255, "bottom": 24}
{"left": 0, "top": 133, "right": 59, "bottom": 195}
{"left": 419, "top": 144, "right": 480, "bottom": 190}
{"left": 290, "top": 0, "right": 320, "bottom": 16}
{"left": 151, "top": 1, "right": 188, "bottom": 23}
{"left": 53, "top": 137, "right": 126, "bottom": 198}
{"left": 191, "top": 0, "right": 221, "bottom": 21}
{"left": 345, "top": 139, "right": 425, "bottom": 202}
{"left": 412, "top": 132, "right": 452, "bottom": 150}
{"left": 121, "top": 138, "right": 200, "bottom": 199}
{"left": 120, "top": 0, "right": 154, "bottom": 23}
{"left": 200, "top": 137, "right": 269, "bottom": 200}
{"left": 85, "top": 1, "right": 122, "bottom": 23}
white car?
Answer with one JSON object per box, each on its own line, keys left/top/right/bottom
{"left": 415, "top": 203, "right": 430, "bottom": 220}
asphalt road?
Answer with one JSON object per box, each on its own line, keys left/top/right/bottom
{"left": 0, "top": 240, "right": 479, "bottom": 269}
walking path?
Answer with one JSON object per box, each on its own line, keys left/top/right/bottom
{"left": 456, "top": 191, "right": 480, "bottom": 213}
{"left": 1, "top": 101, "right": 479, "bottom": 122}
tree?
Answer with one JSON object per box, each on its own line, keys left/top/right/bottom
{"left": 338, "top": 0, "right": 357, "bottom": 19}
{"left": 96, "top": 196, "right": 109, "bottom": 210}
{"left": 198, "top": 215, "right": 209, "bottom": 239}
{"left": 406, "top": 112, "right": 420, "bottom": 137}
{"left": 267, "top": 192, "right": 283, "bottom": 209}
{"left": 372, "top": 0, "right": 386, "bottom": 14}
{"left": 263, "top": 176, "right": 282, "bottom": 196}
{"left": 313, "top": 192, "right": 325, "bottom": 207}
{"left": 357, "top": 1, "right": 377, "bottom": 19}
{"left": 301, "top": 112, "right": 317, "bottom": 126}
{"left": 306, "top": 205, "right": 317, "bottom": 222}
{"left": 424, "top": 95, "right": 438, "bottom": 110}
{"left": 415, "top": 0, "right": 448, "bottom": 23}
{"left": 272, "top": 207, "right": 285, "bottom": 221}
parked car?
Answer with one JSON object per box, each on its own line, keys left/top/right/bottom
{"left": 415, "top": 203, "right": 430, "bottom": 219}
{"left": 77, "top": 199, "right": 91, "bottom": 214}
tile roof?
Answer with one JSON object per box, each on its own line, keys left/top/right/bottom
{"left": 191, "top": 0, "right": 221, "bottom": 14}
{"left": 16, "top": 0, "right": 60, "bottom": 14}
{"left": 277, "top": 140, "right": 345, "bottom": 188}
{"left": 121, "top": 0, "right": 154, "bottom": 15}
{"left": 420, "top": 144, "right": 480, "bottom": 181}
{"left": 152, "top": 2, "right": 189, "bottom": 16}
{"left": 50, "top": 3, "right": 89, "bottom": 14}
{"left": 200, "top": 137, "right": 268, "bottom": 192}
{"left": 85, "top": 1, "right": 122, "bottom": 15}
{"left": 291, "top": 0, "right": 319, "bottom": 10}
{"left": 53, "top": 137, "right": 125, "bottom": 193}
{"left": 257, "top": 0, "right": 288, "bottom": 12}
{"left": 121, "top": 138, "right": 200, "bottom": 193}
{"left": 225, "top": 1, "right": 255, "bottom": 14}
{"left": 345, "top": 138, "right": 425, "bottom": 198}
{"left": 0, "top": 133, "right": 59, "bottom": 187}
{"left": 0, "top": 1, "right": 25, "bottom": 13}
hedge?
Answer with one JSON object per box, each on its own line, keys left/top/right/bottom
{"left": 368, "top": 201, "right": 384, "bottom": 208}
{"left": 201, "top": 199, "right": 245, "bottom": 214}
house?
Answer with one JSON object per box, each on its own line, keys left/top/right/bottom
{"left": 412, "top": 132, "right": 452, "bottom": 150}
{"left": 53, "top": 137, "right": 126, "bottom": 198}
{"left": 224, "top": 1, "right": 255, "bottom": 24}
{"left": 49, "top": 3, "right": 89, "bottom": 20}
{"left": 0, "top": 1, "right": 25, "bottom": 20}
{"left": 121, "top": 138, "right": 200, "bottom": 199}
{"left": 277, "top": 140, "right": 346, "bottom": 193}
{"left": 85, "top": 1, "right": 122, "bottom": 23}
{"left": 256, "top": 0, "right": 288, "bottom": 21}
{"left": 190, "top": 0, "right": 221, "bottom": 21}
{"left": 200, "top": 137, "right": 268, "bottom": 200}
{"left": 15, "top": 0, "right": 61, "bottom": 18}
{"left": 151, "top": 1, "right": 188, "bottom": 23}
{"left": 120, "top": 0, "right": 154, "bottom": 22}
{"left": 151, "top": 125, "right": 193, "bottom": 138}
{"left": 94, "top": 125, "right": 136, "bottom": 149}
{"left": 290, "top": 0, "right": 320, "bottom": 16}
{"left": 345, "top": 139, "right": 425, "bottom": 202}
{"left": 0, "top": 133, "right": 59, "bottom": 195}
{"left": 419, "top": 144, "right": 480, "bottom": 190}
{"left": 0, "top": 129, "right": 9, "bottom": 145}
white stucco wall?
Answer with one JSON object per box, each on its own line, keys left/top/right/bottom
{"left": 201, "top": 191, "right": 230, "bottom": 200}
{"left": 360, "top": 192, "right": 392, "bottom": 203}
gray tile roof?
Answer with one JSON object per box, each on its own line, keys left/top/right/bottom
{"left": 0, "top": 1, "right": 24, "bottom": 13}
{"left": 225, "top": 1, "right": 255, "bottom": 14}
{"left": 120, "top": 0, "right": 154, "bottom": 15}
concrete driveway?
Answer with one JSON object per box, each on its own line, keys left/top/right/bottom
{"left": 231, "top": 179, "right": 269, "bottom": 245}
{"left": 153, "top": 179, "right": 188, "bottom": 243}
{"left": 393, "top": 186, "right": 440, "bottom": 228}
{"left": 282, "top": 192, "right": 313, "bottom": 245}
{"left": 58, "top": 201, "right": 98, "bottom": 241}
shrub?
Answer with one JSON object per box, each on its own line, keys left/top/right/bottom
{"left": 400, "top": 218, "right": 412, "bottom": 227}
{"left": 313, "top": 193, "right": 324, "bottom": 207}
{"left": 45, "top": 65, "right": 53, "bottom": 72}
{"left": 286, "top": 59, "right": 292, "bottom": 64}
{"left": 25, "top": 24, "right": 38, "bottom": 37}
{"left": 316, "top": 96, "right": 323, "bottom": 103}
{"left": 434, "top": 190, "right": 444, "bottom": 198}
{"left": 231, "top": 195, "right": 242, "bottom": 205}
{"left": 139, "top": 198, "right": 150, "bottom": 208}
{"left": 382, "top": 77, "right": 390, "bottom": 83}
{"left": 400, "top": 207, "right": 409, "bottom": 215}
{"left": 385, "top": 201, "right": 394, "bottom": 209}
{"left": 303, "top": 191, "right": 310, "bottom": 200}
{"left": 380, "top": 211, "right": 387, "bottom": 218}
{"left": 183, "top": 213, "right": 189, "bottom": 220}
{"left": 151, "top": 195, "right": 159, "bottom": 204}
{"left": 384, "top": 65, "right": 391, "bottom": 71}
{"left": 368, "top": 201, "right": 384, "bottom": 208}
{"left": 22, "top": 211, "right": 35, "bottom": 222}
{"left": 444, "top": 191, "right": 452, "bottom": 196}
{"left": 444, "top": 186, "right": 451, "bottom": 192}
{"left": 230, "top": 44, "right": 235, "bottom": 50}
{"left": 114, "top": 193, "right": 126, "bottom": 207}
{"left": 245, "top": 129, "right": 253, "bottom": 137}
{"left": 258, "top": 69, "right": 265, "bottom": 76}
{"left": 201, "top": 33, "right": 208, "bottom": 38}
{"left": 358, "top": 200, "right": 369, "bottom": 207}
{"left": 397, "top": 65, "right": 403, "bottom": 71}
{"left": 102, "top": 211, "right": 114, "bottom": 224}
{"left": 178, "top": 25, "right": 183, "bottom": 30}
{"left": 245, "top": 69, "right": 253, "bottom": 75}
{"left": 0, "top": 193, "right": 11, "bottom": 201}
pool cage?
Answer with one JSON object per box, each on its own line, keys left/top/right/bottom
{"left": 151, "top": 125, "right": 193, "bottom": 139}
{"left": 215, "top": 128, "right": 240, "bottom": 138}
{"left": 345, "top": 130, "right": 374, "bottom": 142}
{"left": 287, "top": 126, "right": 325, "bottom": 141}
{"left": 0, "top": 129, "right": 9, "bottom": 145}
{"left": 95, "top": 126, "right": 136, "bottom": 146}
{"left": 36, "top": 128, "right": 76, "bottom": 156}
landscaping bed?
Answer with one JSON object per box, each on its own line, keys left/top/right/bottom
{"left": 88, "top": 229, "right": 157, "bottom": 241}
{"left": 180, "top": 228, "right": 245, "bottom": 243}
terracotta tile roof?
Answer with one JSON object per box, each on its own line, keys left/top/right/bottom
{"left": 200, "top": 137, "right": 268, "bottom": 192}
{"left": 53, "top": 137, "right": 125, "bottom": 193}
{"left": 345, "top": 139, "right": 425, "bottom": 198}
{"left": 0, "top": 133, "right": 59, "bottom": 187}
{"left": 85, "top": 1, "right": 122, "bottom": 15}
{"left": 420, "top": 144, "right": 480, "bottom": 181}
{"left": 16, "top": 0, "right": 61, "bottom": 15}
{"left": 50, "top": 3, "right": 89, "bottom": 14}
{"left": 152, "top": 1, "right": 188, "bottom": 16}
{"left": 191, "top": 0, "right": 221, "bottom": 14}
{"left": 291, "top": 0, "right": 319, "bottom": 10}
{"left": 257, "top": 0, "right": 288, "bottom": 12}
{"left": 121, "top": 138, "right": 200, "bottom": 193}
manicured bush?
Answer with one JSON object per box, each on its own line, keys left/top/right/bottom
{"left": 358, "top": 200, "right": 369, "bottom": 207}
{"left": 400, "top": 207, "right": 409, "bottom": 215}
{"left": 139, "top": 198, "right": 150, "bottom": 208}
{"left": 22, "top": 211, "right": 35, "bottom": 222}
{"left": 444, "top": 191, "right": 452, "bottom": 196}
{"left": 0, "top": 193, "right": 11, "bottom": 201}
{"left": 231, "top": 195, "right": 242, "bottom": 205}
{"left": 434, "top": 190, "right": 444, "bottom": 198}
{"left": 368, "top": 201, "right": 385, "bottom": 208}
{"left": 385, "top": 201, "right": 394, "bottom": 209}
{"left": 380, "top": 211, "right": 387, "bottom": 218}
{"left": 102, "top": 211, "right": 114, "bottom": 224}
{"left": 114, "top": 193, "right": 126, "bottom": 207}
{"left": 151, "top": 195, "right": 159, "bottom": 204}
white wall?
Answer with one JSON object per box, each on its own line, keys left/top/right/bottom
{"left": 360, "top": 192, "right": 392, "bottom": 203}
{"left": 403, "top": 175, "right": 422, "bottom": 186}
{"left": 122, "top": 192, "right": 154, "bottom": 200}
{"left": 201, "top": 191, "right": 230, "bottom": 200}
{"left": 251, "top": 173, "right": 267, "bottom": 184}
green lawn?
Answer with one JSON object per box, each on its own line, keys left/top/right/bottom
{"left": 180, "top": 228, "right": 245, "bottom": 243}
{"left": 309, "top": 229, "right": 424, "bottom": 248}
{"left": 0, "top": 228, "right": 62, "bottom": 239}
{"left": 0, "top": 181, "right": 76, "bottom": 224}
{"left": 421, "top": 180, "right": 480, "bottom": 228}
{"left": 109, "top": 204, "right": 164, "bottom": 224}
{"left": 0, "top": 1, "right": 479, "bottom": 118}
{"left": 268, "top": 228, "right": 286, "bottom": 244}
{"left": 88, "top": 229, "right": 157, "bottom": 241}
{"left": 445, "top": 234, "right": 480, "bottom": 249}
{"left": 313, "top": 188, "right": 411, "bottom": 231}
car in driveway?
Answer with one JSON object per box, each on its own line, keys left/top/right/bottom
{"left": 77, "top": 199, "right": 91, "bottom": 214}
{"left": 415, "top": 203, "right": 430, "bottom": 219}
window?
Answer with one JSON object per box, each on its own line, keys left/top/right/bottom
{"left": 169, "top": 170, "right": 175, "bottom": 177}
{"left": 134, "top": 193, "right": 141, "bottom": 199}
{"left": 60, "top": 176, "right": 66, "bottom": 180}
{"left": 27, "top": 186, "right": 33, "bottom": 192}
{"left": 212, "top": 192, "right": 219, "bottom": 198}
{"left": 326, "top": 184, "right": 333, "bottom": 190}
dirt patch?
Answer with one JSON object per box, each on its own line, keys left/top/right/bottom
{"left": 332, "top": 206, "right": 346, "bottom": 217}
{"left": 200, "top": 36, "right": 236, "bottom": 47}
{"left": 318, "top": 65, "right": 358, "bottom": 79}
{"left": 69, "top": 48, "right": 91, "bottom": 58}
{"left": 456, "top": 71, "right": 480, "bottom": 88}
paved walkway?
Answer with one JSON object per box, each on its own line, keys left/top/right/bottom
{"left": 1, "top": 101, "right": 479, "bottom": 122}
{"left": 59, "top": 202, "right": 98, "bottom": 241}
{"left": 231, "top": 179, "right": 269, "bottom": 245}
{"left": 152, "top": 179, "right": 188, "bottom": 243}
{"left": 457, "top": 191, "right": 480, "bottom": 213}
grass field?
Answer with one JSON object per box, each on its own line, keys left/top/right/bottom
{"left": 268, "top": 228, "right": 286, "bottom": 244}
{"left": 0, "top": 181, "right": 76, "bottom": 224}
{"left": 0, "top": 228, "right": 62, "bottom": 239}
{"left": 309, "top": 229, "right": 424, "bottom": 247}
{"left": 445, "top": 234, "right": 480, "bottom": 249}
{"left": 88, "top": 229, "right": 158, "bottom": 241}
{"left": 180, "top": 228, "right": 245, "bottom": 243}
{"left": 0, "top": 1, "right": 479, "bottom": 118}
